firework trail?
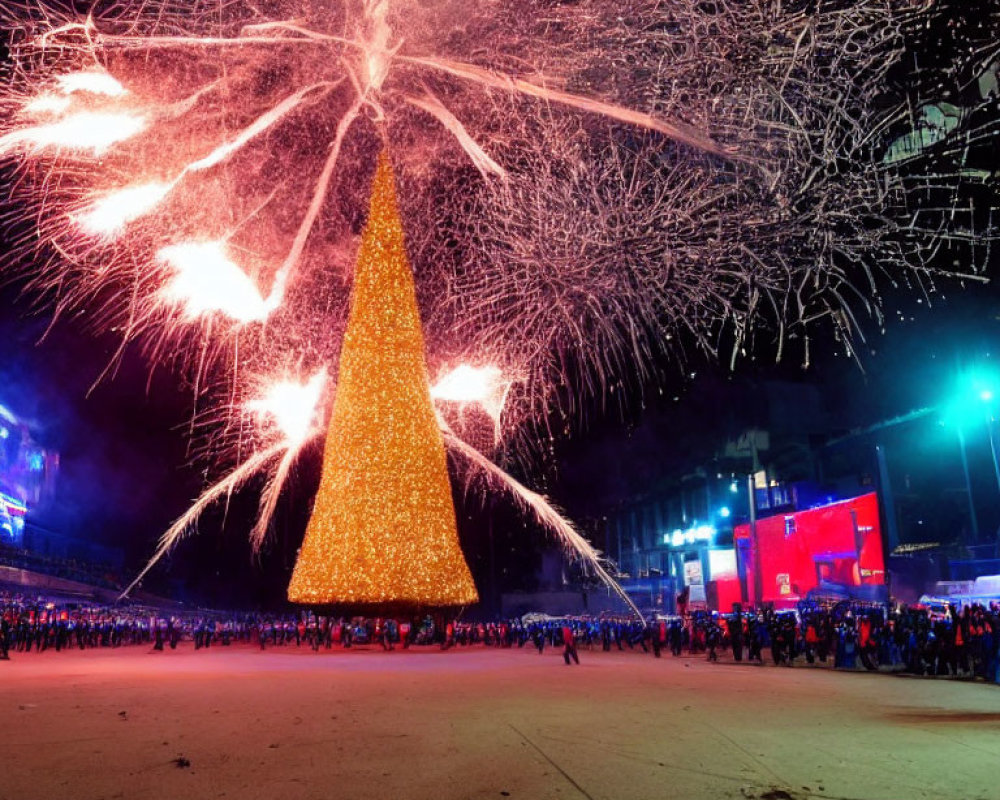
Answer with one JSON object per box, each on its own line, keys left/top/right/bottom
{"left": 439, "top": 414, "right": 645, "bottom": 621}
{"left": 0, "top": 1, "right": 994, "bottom": 596}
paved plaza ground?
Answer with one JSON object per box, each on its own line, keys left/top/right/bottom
{"left": 1, "top": 644, "right": 998, "bottom": 800}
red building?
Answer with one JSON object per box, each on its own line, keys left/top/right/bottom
{"left": 733, "top": 492, "right": 886, "bottom": 608}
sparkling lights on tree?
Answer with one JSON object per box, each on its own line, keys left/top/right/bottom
{"left": 288, "top": 150, "right": 477, "bottom": 606}
{"left": 0, "top": 1, "right": 994, "bottom": 606}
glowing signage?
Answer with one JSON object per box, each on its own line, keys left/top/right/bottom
{"left": 664, "top": 524, "right": 716, "bottom": 548}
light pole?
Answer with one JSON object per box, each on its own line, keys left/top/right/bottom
{"left": 979, "top": 390, "right": 1000, "bottom": 494}
{"left": 748, "top": 433, "right": 762, "bottom": 606}
{"left": 955, "top": 424, "right": 980, "bottom": 545}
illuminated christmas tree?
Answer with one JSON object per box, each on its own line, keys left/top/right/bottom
{"left": 287, "top": 150, "right": 478, "bottom": 607}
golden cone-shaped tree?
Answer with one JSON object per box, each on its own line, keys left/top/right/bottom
{"left": 287, "top": 150, "right": 478, "bottom": 606}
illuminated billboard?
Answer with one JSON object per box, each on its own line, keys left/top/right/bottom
{"left": 733, "top": 492, "right": 886, "bottom": 608}
{"left": 0, "top": 402, "right": 58, "bottom": 547}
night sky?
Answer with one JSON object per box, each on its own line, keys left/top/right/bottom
{"left": 3, "top": 245, "right": 998, "bottom": 610}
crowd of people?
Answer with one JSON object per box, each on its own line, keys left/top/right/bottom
{"left": 3, "top": 589, "right": 998, "bottom": 684}
{"left": 681, "top": 600, "right": 1000, "bottom": 683}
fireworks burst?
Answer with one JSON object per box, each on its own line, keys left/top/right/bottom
{"left": 0, "top": 1, "right": 994, "bottom": 599}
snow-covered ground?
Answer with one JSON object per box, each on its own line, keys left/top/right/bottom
{"left": 1, "top": 644, "right": 997, "bottom": 800}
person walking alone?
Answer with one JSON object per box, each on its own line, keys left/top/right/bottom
{"left": 561, "top": 623, "right": 579, "bottom": 665}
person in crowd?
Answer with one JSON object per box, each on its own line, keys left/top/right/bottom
{"left": 727, "top": 606, "right": 743, "bottom": 662}
{"left": 381, "top": 618, "right": 396, "bottom": 651}
{"left": 1, "top": 613, "right": 10, "bottom": 659}
{"left": 704, "top": 614, "right": 722, "bottom": 662}
{"left": 669, "top": 618, "right": 684, "bottom": 657}
{"left": 652, "top": 618, "right": 666, "bottom": 658}
{"left": 746, "top": 614, "right": 764, "bottom": 663}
